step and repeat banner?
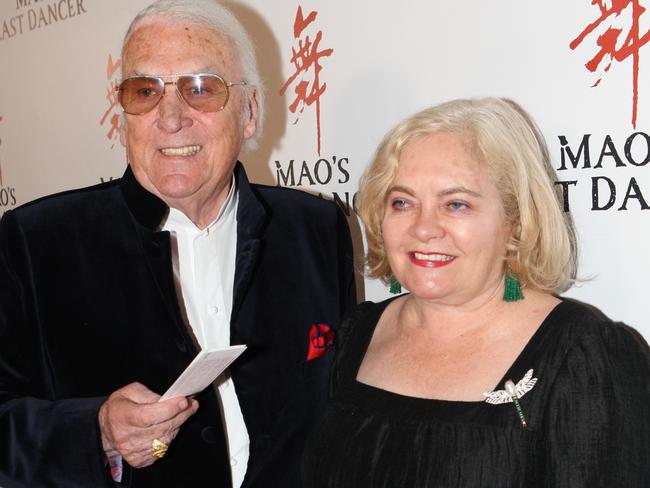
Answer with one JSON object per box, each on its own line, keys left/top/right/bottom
{"left": 0, "top": 0, "right": 648, "bottom": 338}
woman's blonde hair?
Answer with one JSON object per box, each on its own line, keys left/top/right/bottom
{"left": 357, "top": 97, "right": 577, "bottom": 293}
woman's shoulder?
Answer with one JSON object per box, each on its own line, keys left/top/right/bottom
{"left": 341, "top": 296, "right": 399, "bottom": 325}
{"left": 338, "top": 297, "right": 393, "bottom": 334}
{"left": 551, "top": 297, "right": 649, "bottom": 372}
{"left": 555, "top": 298, "right": 645, "bottom": 341}
{"left": 335, "top": 297, "right": 399, "bottom": 354}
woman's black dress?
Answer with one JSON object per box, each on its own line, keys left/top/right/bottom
{"left": 302, "top": 298, "right": 650, "bottom": 487}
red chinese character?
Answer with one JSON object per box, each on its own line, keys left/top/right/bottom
{"left": 106, "top": 54, "right": 121, "bottom": 79}
{"left": 280, "top": 6, "right": 334, "bottom": 156}
{"left": 107, "top": 113, "right": 121, "bottom": 145}
{"left": 100, "top": 79, "right": 120, "bottom": 126}
{"left": 99, "top": 55, "right": 124, "bottom": 148}
{"left": 571, "top": 0, "right": 650, "bottom": 127}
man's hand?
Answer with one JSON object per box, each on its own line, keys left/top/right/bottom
{"left": 98, "top": 382, "right": 199, "bottom": 467}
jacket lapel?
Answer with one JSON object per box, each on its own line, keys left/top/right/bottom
{"left": 119, "top": 162, "right": 268, "bottom": 344}
{"left": 231, "top": 163, "right": 267, "bottom": 341}
{"left": 118, "top": 166, "right": 186, "bottom": 336}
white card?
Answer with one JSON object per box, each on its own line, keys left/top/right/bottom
{"left": 159, "top": 345, "right": 246, "bottom": 401}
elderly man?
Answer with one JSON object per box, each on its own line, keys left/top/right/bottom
{"left": 0, "top": 1, "right": 355, "bottom": 487}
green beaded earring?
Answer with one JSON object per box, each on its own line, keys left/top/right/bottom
{"left": 503, "top": 270, "right": 524, "bottom": 302}
{"left": 389, "top": 275, "right": 402, "bottom": 294}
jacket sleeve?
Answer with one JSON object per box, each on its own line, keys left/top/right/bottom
{"left": 543, "top": 320, "right": 650, "bottom": 487}
{"left": 0, "top": 210, "right": 113, "bottom": 488}
{"left": 334, "top": 204, "right": 357, "bottom": 317}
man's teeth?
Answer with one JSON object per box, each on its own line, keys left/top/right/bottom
{"left": 413, "top": 252, "right": 454, "bottom": 262}
{"left": 160, "top": 145, "right": 201, "bottom": 156}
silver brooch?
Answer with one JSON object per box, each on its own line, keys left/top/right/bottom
{"left": 482, "top": 368, "right": 537, "bottom": 428}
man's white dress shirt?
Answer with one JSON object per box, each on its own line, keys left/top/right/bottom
{"left": 162, "top": 180, "right": 249, "bottom": 488}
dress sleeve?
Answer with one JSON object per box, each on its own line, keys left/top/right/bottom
{"left": 0, "top": 211, "right": 113, "bottom": 488}
{"left": 543, "top": 320, "right": 650, "bottom": 487}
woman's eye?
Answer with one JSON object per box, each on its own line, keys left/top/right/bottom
{"left": 391, "top": 198, "right": 409, "bottom": 210}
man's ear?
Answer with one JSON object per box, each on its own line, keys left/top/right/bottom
{"left": 243, "top": 88, "right": 259, "bottom": 140}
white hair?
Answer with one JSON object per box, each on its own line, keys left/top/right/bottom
{"left": 122, "top": 0, "right": 264, "bottom": 148}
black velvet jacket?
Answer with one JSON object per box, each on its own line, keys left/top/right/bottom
{"left": 0, "top": 163, "right": 355, "bottom": 488}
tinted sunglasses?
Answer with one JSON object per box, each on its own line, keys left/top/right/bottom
{"left": 117, "top": 73, "right": 247, "bottom": 115}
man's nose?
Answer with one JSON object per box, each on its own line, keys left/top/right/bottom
{"left": 156, "top": 85, "right": 192, "bottom": 133}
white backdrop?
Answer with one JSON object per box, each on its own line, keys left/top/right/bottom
{"left": 0, "top": 0, "right": 648, "bottom": 339}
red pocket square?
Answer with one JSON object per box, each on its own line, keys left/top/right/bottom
{"left": 307, "top": 323, "right": 335, "bottom": 360}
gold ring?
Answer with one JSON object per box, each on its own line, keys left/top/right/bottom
{"left": 151, "top": 438, "right": 169, "bottom": 459}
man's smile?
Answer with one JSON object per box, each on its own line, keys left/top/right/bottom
{"left": 160, "top": 145, "right": 202, "bottom": 156}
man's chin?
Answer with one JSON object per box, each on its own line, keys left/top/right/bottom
{"left": 157, "top": 185, "right": 199, "bottom": 203}
{"left": 146, "top": 177, "right": 201, "bottom": 205}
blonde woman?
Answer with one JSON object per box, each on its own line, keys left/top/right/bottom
{"left": 302, "top": 98, "right": 649, "bottom": 487}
